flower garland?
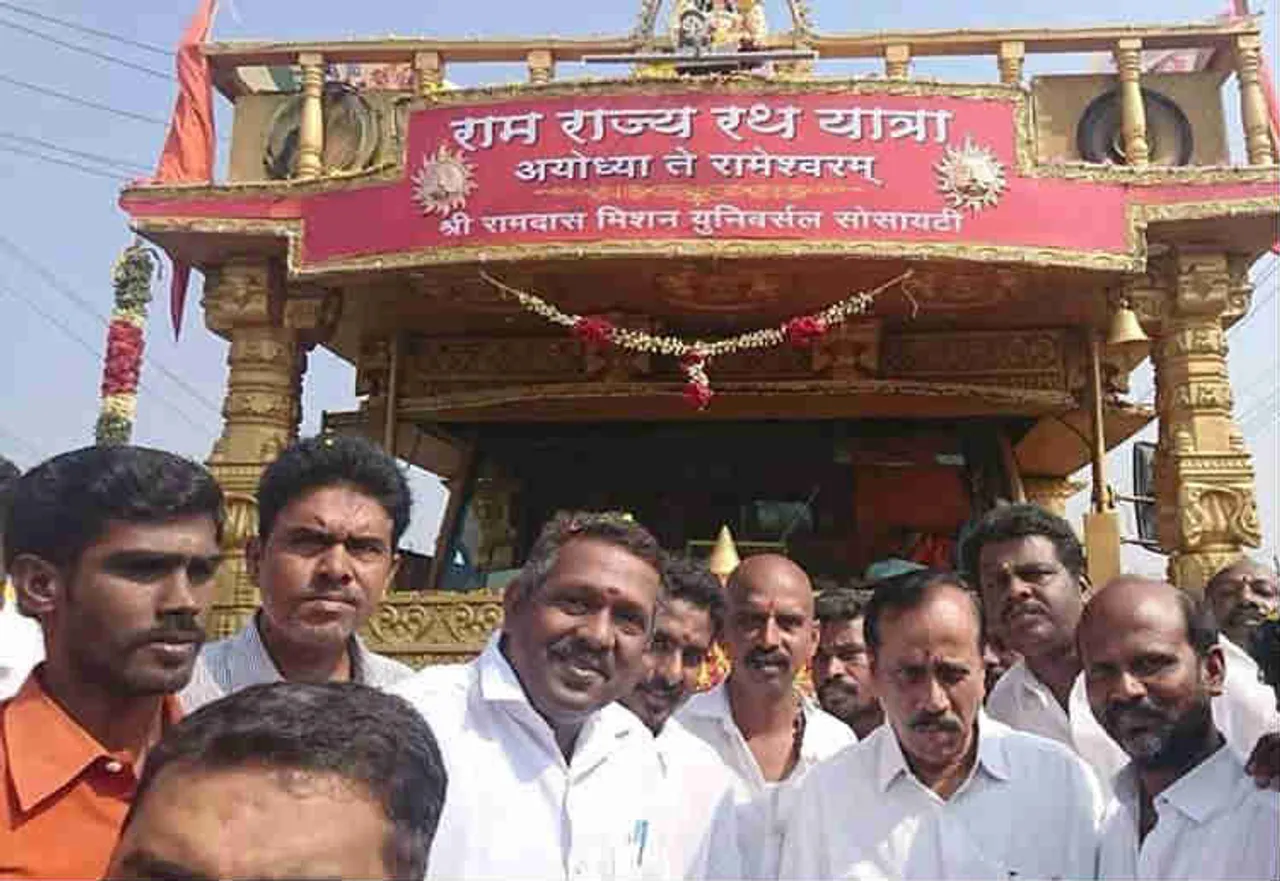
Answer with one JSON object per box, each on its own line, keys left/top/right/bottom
{"left": 95, "top": 244, "right": 156, "bottom": 445}
{"left": 480, "top": 269, "right": 911, "bottom": 410}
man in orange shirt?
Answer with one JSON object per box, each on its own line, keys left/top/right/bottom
{"left": 0, "top": 445, "right": 224, "bottom": 880}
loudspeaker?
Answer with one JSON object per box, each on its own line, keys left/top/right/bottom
{"left": 1031, "top": 72, "right": 1228, "bottom": 166}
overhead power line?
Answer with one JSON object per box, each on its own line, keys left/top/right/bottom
{"left": 0, "top": 232, "right": 224, "bottom": 417}
{"left": 0, "top": 0, "right": 170, "bottom": 57}
{"left": 0, "top": 143, "right": 127, "bottom": 182}
{"left": 0, "top": 130, "right": 150, "bottom": 175}
{"left": 0, "top": 16, "right": 172, "bottom": 80}
{"left": 0, "top": 71, "right": 168, "bottom": 126}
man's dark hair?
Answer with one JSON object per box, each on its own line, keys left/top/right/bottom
{"left": 511, "top": 511, "right": 665, "bottom": 606}
{"left": 958, "top": 502, "right": 1086, "bottom": 585}
{"left": 0, "top": 453, "right": 21, "bottom": 547}
{"left": 257, "top": 435, "right": 412, "bottom": 545}
{"left": 662, "top": 554, "right": 726, "bottom": 639}
{"left": 125, "top": 682, "right": 447, "bottom": 881}
{"left": 3, "top": 446, "right": 224, "bottom": 572}
{"left": 815, "top": 587, "right": 873, "bottom": 625}
{"left": 864, "top": 569, "right": 985, "bottom": 653}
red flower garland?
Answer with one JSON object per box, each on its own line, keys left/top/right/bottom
{"left": 101, "top": 320, "right": 145, "bottom": 397}
{"left": 572, "top": 315, "right": 615, "bottom": 350}
{"left": 783, "top": 315, "right": 828, "bottom": 348}
{"left": 683, "top": 381, "right": 714, "bottom": 410}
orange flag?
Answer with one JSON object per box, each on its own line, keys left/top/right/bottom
{"left": 154, "top": 0, "right": 218, "bottom": 337}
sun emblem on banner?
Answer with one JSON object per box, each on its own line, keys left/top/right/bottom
{"left": 412, "top": 144, "right": 477, "bottom": 215}
{"left": 935, "top": 139, "right": 1007, "bottom": 213}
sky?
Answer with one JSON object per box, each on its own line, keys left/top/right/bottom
{"left": 0, "top": 0, "right": 1276, "bottom": 562}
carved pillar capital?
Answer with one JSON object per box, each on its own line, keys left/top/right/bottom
{"left": 1152, "top": 250, "right": 1260, "bottom": 592}
{"left": 413, "top": 51, "right": 446, "bottom": 99}
{"left": 527, "top": 49, "right": 555, "bottom": 85}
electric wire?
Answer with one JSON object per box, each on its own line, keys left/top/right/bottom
{"left": 0, "top": 72, "right": 168, "bottom": 127}
{"left": 0, "top": 232, "right": 225, "bottom": 417}
{"left": 0, "top": 0, "right": 170, "bottom": 57}
{"left": 0, "top": 16, "right": 172, "bottom": 80}
{"left": 0, "top": 131, "right": 150, "bottom": 176}
{"left": 0, "top": 143, "right": 127, "bottom": 182}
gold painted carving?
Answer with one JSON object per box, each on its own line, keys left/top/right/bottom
{"left": 1113, "top": 38, "right": 1150, "bottom": 167}
{"left": 1023, "top": 477, "right": 1084, "bottom": 517}
{"left": 884, "top": 44, "right": 911, "bottom": 79}
{"left": 527, "top": 48, "right": 555, "bottom": 85}
{"left": 297, "top": 52, "right": 326, "bottom": 179}
{"left": 1235, "top": 34, "right": 1277, "bottom": 165}
{"left": 361, "top": 590, "right": 504, "bottom": 666}
{"left": 883, "top": 329, "right": 1068, "bottom": 391}
{"left": 997, "top": 41, "right": 1025, "bottom": 85}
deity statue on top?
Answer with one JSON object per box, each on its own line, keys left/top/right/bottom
{"left": 670, "top": 0, "right": 768, "bottom": 54}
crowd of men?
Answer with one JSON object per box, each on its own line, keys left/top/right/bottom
{"left": 0, "top": 439, "right": 1277, "bottom": 880}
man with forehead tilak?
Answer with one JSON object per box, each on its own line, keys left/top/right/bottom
{"left": 620, "top": 555, "right": 740, "bottom": 879}
{"left": 676, "top": 554, "right": 854, "bottom": 879}
{"left": 966, "top": 503, "right": 1279, "bottom": 788}
{"left": 1080, "top": 577, "right": 1279, "bottom": 880}
{"left": 393, "top": 512, "right": 683, "bottom": 880}
{"left": 780, "top": 569, "right": 1101, "bottom": 880}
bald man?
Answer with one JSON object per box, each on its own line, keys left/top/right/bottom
{"left": 1080, "top": 578, "right": 1279, "bottom": 880}
{"left": 676, "top": 555, "right": 854, "bottom": 879}
{"left": 1205, "top": 558, "right": 1278, "bottom": 653}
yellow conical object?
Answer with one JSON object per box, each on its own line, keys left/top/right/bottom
{"left": 707, "top": 525, "right": 741, "bottom": 581}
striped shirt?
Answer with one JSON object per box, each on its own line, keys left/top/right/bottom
{"left": 179, "top": 612, "right": 412, "bottom": 711}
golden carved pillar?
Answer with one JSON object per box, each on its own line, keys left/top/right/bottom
{"left": 1235, "top": 33, "right": 1277, "bottom": 165}
{"left": 202, "top": 260, "right": 304, "bottom": 637}
{"left": 884, "top": 44, "right": 911, "bottom": 79}
{"left": 1113, "top": 39, "right": 1150, "bottom": 166}
{"left": 527, "top": 49, "right": 555, "bottom": 85}
{"left": 297, "top": 52, "right": 326, "bottom": 179}
{"left": 471, "top": 476, "right": 519, "bottom": 573}
{"left": 997, "top": 41, "right": 1025, "bottom": 86}
{"left": 413, "top": 51, "right": 446, "bottom": 99}
{"left": 1023, "top": 477, "right": 1084, "bottom": 519}
{"left": 1152, "top": 251, "right": 1262, "bottom": 594}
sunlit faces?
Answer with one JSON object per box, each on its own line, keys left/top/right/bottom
{"left": 976, "top": 535, "right": 1084, "bottom": 659}
{"left": 106, "top": 765, "right": 394, "bottom": 880}
{"left": 813, "top": 616, "right": 880, "bottom": 731}
{"left": 1079, "top": 581, "right": 1224, "bottom": 768}
{"left": 250, "top": 485, "right": 400, "bottom": 653}
{"left": 1206, "top": 561, "right": 1279, "bottom": 649}
{"left": 622, "top": 597, "right": 715, "bottom": 733}
{"left": 19, "top": 516, "right": 222, "bottom": 697}
{"left": 723, "top": 557, "right": 817, "bottom": 695}
{"left": 503, "top": 537, "right": 663, "bottom": 727}
{"left": 871, "top": 585, "right": 985, "bottom": 780}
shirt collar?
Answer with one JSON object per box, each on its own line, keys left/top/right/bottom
{"left": 3, "top": 670, "right": 181, "bottom": 814}
{"left": 242, "top": 612, "right": 368, "bottom": 683}
{"left": 875, "top": 710, "right": 1011, "bottom": 793}
{"left": 1152, "top": 743, "right": 1246, "bottom": 825}
{"left": 1217, "top": 633, "right": 1260, "bottom": 674}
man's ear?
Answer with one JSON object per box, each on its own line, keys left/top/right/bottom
{"left": 9, "top": 554, "right": 64, "bottom": 621}
{"left": 1202, "top": 644, "right": 1227, "bottom": 697}
{"left": 245, "top": 536, "right": 263, "bottom": 584}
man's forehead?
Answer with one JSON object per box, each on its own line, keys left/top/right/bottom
{"left": 92, "top": 516, "right": 220, "bottom": 554}
{"left": 978, "top": 534, "right": 1061, "bottom": 570}
{"left": 820, "top": 617, "right": 865, "bottom": 644}
{"left": 276, "top": 485, "right": 392, "bottom": 533}
{"left": 659, "top": 597, "right": 713, "bottom": 631}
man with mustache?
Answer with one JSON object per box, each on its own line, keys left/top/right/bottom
{"left": 620, "top": 555, "right": 739, "bottom": 878}
{"left": 780, "top": 569, "right": 1102, "bottom": 880}
{"left": 0, "top": 446, "right": 224, "bottom": 879}
{"left": 677, "top": 554, "right": 854, "bottom": 879}
{"left": 812, "top": 587, "right": 883, "bottom": 738}
{"left": 1206, "top": 557, "right": 1278, "bottom": 673}
{"left": 393, "top": 512, "right": 686, "bottom": 879}
{"left": 182, "top": 435, "right": 411, "bottom": 709}
{"left": 1079, "top": 577, "right": 1280, "bottom": 879}
{"left": 962, "top": 503, "right": 1279, "bottom": 787}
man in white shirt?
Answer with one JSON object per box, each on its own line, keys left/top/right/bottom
{"left": 1205, "top": 557, "right": 1278, "bottom": 653}
{"left": 619, "top": 555, "right": 739, "bottom": 879}
{"left": 182, "top": 436, "right": 411, "bottom": 709}
{"left": 393, "top": 511, "right": 679, "bottom": 880}
{"left": 677, "top": 554, "right": 854, "bottom": 879}
{"left": 813, "top": 587, "right": 883, "bottom": 739}
{"left": 780, "top": 569, "right": 1102, "bottom": 880}
{"left": 962, "top": 503, "right": 1280, "bottom": 786}
{"left": 0, "top": 457, "right": 42, "bottom": 702}
{"left": 1079, "top": 576, "right": 1280, "bottom": 879}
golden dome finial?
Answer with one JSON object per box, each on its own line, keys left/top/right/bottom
{"left": 707, "top": 524, "right": 741, "bottom": 582}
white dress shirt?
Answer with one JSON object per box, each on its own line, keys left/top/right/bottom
{"left": 653, "top": 717, "right": 741, "bottom": 880}
{"left": 779, "top": 712, "right": 1104, "bottom": 880}
{"left": 675, "top": 680, "right": 856, "bottom": 879}
{"left": 1098, "top": 742, "right": 1280, "bottom": 880}
{"left": 392, "top": 636, "right": 679, "bottom": 881}
{"left": 987, "top": 640, "right": 1280, "bottom": 789}
{"left": 0, "top": 597, "right": 42, "bottom": 702}
{"left": 180, "top": 612, "right": 412, "bottom": 710}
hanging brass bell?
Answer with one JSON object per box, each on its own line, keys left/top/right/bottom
{"left": 1106, "top": 298, "right": 1150, "bottom": 360}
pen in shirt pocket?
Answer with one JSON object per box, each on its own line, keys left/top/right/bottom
{"left": 632, "top": 819, "right": 649, "bottom": 867}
